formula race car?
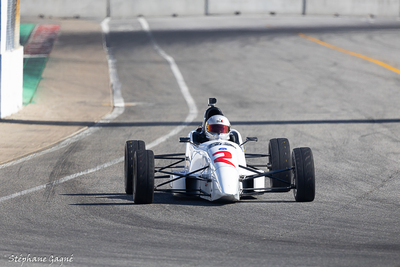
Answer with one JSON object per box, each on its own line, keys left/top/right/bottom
{"left": 124, "top": 98, "right": 315, "bottom": 204}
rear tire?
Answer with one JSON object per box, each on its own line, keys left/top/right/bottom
{"left": 133, "top": 149, "right": 155, "bottom": 204}
{"left": 268, "top": 138, "right": 291, "bottom": 191}
{"left": 292, "top": 147, "right": 315, "bottom": 202}
{"left": 125, "top": 140, "right": 145, "bottom": 194}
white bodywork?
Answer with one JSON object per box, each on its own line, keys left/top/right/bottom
{"left": 170, "top": 130, "right": 265, "bottom": 201}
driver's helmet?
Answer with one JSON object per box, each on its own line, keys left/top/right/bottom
{"left": 205, "top": 115, "right": 231, "bottom": 140}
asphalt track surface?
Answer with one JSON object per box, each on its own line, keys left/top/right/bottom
{"left": 1, "top": 15, "right": 400, "bottom": 266}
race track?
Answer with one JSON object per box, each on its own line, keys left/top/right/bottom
{"left": 1, "top": 15, "right": 400, "bottom": 266}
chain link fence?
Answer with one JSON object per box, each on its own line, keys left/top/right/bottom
{"left": 1, "top": 0, "right": 20, "bottom": 51}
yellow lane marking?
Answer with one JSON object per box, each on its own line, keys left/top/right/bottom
{"left": 298, "top": 32, "right": 400, "bottom": 75}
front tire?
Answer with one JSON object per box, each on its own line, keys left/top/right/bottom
{"left": 133, "top": 149, "right": 155, "bottom": 204}
{"left": 292, "top": 147, "right": 315, "bottom": 202}
{"left": 268, "top": 138, "right": 291, "bottom": 191}
{"left": 125, "top": 140, "right": 145, "bottom": 194}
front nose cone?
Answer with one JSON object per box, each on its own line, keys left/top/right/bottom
{"left": 213, "top": 167, "right": 240, "bottom": 201}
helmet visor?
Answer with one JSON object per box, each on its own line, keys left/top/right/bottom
{"left": 207, "top": 124, "right": 230, "bottom": 134}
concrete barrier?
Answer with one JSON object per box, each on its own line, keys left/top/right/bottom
{"left": 0, "top": 47, "right": 23, "bottom": 118}
{"left": 20, "top": 0, "right": 107, "bottom": 18}
{"left": 208, "top": 0, "right": 302, "bottom": 15}
{"left": 19, "top": 0, "right": 400, "bottom": 19}
{"left": 1, "top": 0, "right": 23, "bottom": 118}
{"left": 110, "top": 0, "right": 204, "bottom": 18}
{"left": 306, "top": 0, "right": 400, "bottom": 17}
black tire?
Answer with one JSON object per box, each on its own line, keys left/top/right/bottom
{"left": 133, "top": 149, "right": 155, "bottom": 204}
{"left": 268, "top": 138, "right": 291, "bottom": 191}
{"left": 125, "top": 140, "right": 145, "bottom": 194}
{"left": 292, "top": 147, "right": 315, "bottom": 202}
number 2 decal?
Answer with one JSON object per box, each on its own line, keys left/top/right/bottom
{"left": 213, "top": 151, "right": 235, "bottom": 167}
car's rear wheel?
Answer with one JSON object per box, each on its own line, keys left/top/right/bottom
{"left": 133, "top": 149, "right": 155, "bottom": 204}
{"left": 268, "top": 138, "right": 291, "bottom": 191}
{"left": 125, "top": 140, "right": 145, "bottom": 195}
{"left": 292, "top": 147, "right": 315, "bottom": 202}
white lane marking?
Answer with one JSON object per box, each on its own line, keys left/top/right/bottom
{"left": 0, "top": 157, "right": 123, "bottom": 203}
{"left": 0, "top": 17, "right": 197, "bottom": 202}
{"left": 24, "top": 54, "right": 47, "bottom": 58}
{"left": 0, "top": 18, "right": 125, "bottom": 171}
{"left": 101, "top": 17, "right": 125, "bottom": 109}
{"left": 137, "top": 16, "right": 198, "bottom": 148}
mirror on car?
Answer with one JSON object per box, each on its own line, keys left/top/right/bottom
{"left": 246, "top": 137, "right": 258, "bottom": 142}
{"left": 180, "top": 137, "right": 190, "bottom": 143}
{"left": 240, "top": 137, "right": 258, "bottom": 146}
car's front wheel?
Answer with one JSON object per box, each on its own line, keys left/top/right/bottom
{"left": 125, "top": 140, "right": 145, "bottom": 195}
{"left": 133, "top": 149, "right": 155, "bottom": 204}
{"left": 268, "top": 138, "right": 291, "bottom": 191}
{"left": 292, "top": 147, "right": 315, "bottom": 202}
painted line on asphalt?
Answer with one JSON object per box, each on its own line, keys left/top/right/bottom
{"left": 22, "top": 25, "right": 60, "bottom": 105}
{"left": 298, "top": 33, "right": 400, "bottom": 75}
{"left": 0, "top": 158, "right": 122, "bottom": 203}
{"left": 0, "top": 19, "right": 125, "bottom": 171}
{"left": 24, "top": 25, "right": 60, "bottom": 55}
{"left": 20, "top": 23, "right": 36, "bottom": 45}
{"left": 101, "top": 18, "right": 125, "bottom": 109}
{"left": 24, "top": 54, "right": 50, "bottom": 58}
{"left": 0, "top": 17, "right": 197, "bottom": 203}
{"left": 137, "top": 16, "right": 198, "bottom": 148}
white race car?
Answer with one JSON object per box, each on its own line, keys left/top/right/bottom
{"left": 124, "top": 98, "right": 315, "bottom": 204}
